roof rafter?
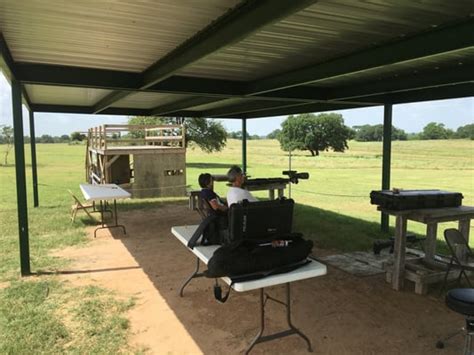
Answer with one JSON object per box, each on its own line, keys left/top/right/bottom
{"left": 151, "top": 97, "right": 226, "bottom": 116}
{"left": 92, "top": 0, "right": 319, "bottom": 113}
{"left": 247, "top": 19, "right": 474, "bottom": 95}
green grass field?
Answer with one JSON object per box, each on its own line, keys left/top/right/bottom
{"left": 0, "top": 138, "right": 473, "bottom": 352}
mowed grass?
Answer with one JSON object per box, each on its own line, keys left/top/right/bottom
{"left": 0, "top": 138, "right": 473, "bottom": 352}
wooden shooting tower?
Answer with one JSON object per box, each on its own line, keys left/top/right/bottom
{"left": 86, "top": 124, "right": 186, "bottom": 198}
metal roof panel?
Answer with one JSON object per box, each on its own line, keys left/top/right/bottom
{"left": 24, "top": 84, "right": 111, "bottom": 105}
{"left": 0, "top": 0, "right": 241, "bottom": 72}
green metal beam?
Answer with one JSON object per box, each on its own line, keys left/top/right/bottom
{"left": 151, "top": 97, "right": 226, "bottom": 116}
{"left": 150, "top": 75, "right": 245, "bottom": 97}
{"left": 16, "top": 63, "right": 142, "bottom": 90}
{"left": 142, "top": 0, "right": 319, "bottom": 88}
{"left": 203, "top": 100, "right": 310, "bottom": 118}
{"left": 92, "top": 91, "right": 132, "bottom": 114}
{"left": 217, "top": 101, "right": 371, "bottom": 119}
{"left": 381, "top": 104, "right": 392, "bottom": 233}
{"left": 247, "top": 19, "right": 474, "bottom": 95}
{"left": 12, "top": 79, "right": 31, "bottom": 276}
{"left": 29, "top": 110, "right": 39, "bottom": 207}
{"left": 327, "top": 65, "right": 474, "bottom": 101}
{"left": 363, "top": 82, "right": 474, "bottom": 105}
{"left": 14, "top": 61, "right": 472, "bottom": 109}
{"left": 93, "top": 0, "right": 319, "bottom": 113}
{"left": 242, "top": 118, "right": 247, "bottom": 174}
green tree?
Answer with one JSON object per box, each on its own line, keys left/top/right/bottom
{"left": 0, "top": 125, "right": 14, "bottom": 165}
{"left": 267, "top": 129, "right": 281, "bottom": 139}
{"left": 38, "top": 134, "right": 55, "bottom": 143}
{"left": 127, "top": 116, "right": 227, "bottom": 153}
{"left": 354, "top": 124, "right": 407, "bottom": 141}
{"left": 278, "top": 113, "right": 352, "bottom": 156}
{"left": 456, "top": 124, "right": 474, "bottom": 140}
{"left": 70, "top": 131, "right": 86, "bottom": 141}
{"left": 421, "top": 122, "right": 450, "bottom": 140}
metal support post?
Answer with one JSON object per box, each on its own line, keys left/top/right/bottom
{"left": 29, "top": 110, "right": 39, "bottom": 207}
{"left": 12, "top": 79, "right": 31, "bottom": 276}
{"left": 242, "top": 118, "right": 247, "bottom": 174}
{"left": 381, "top": 103, "right": 393, "bottom": 232}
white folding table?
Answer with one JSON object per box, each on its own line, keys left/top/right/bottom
{"left": 80, "top": 183, "right": 131, "bottom": 237}
{"left": 171, "top": 225, "right": 327, "bottom": 354}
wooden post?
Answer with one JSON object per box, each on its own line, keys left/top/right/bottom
{"left": 424, "top": 223, "right": 438, "bottom": 262}
{"left": 103, "top": 125, "right": 107, "bottom": 150}
{"left": 459, "top": 219, "right": 471, "bottom": 243}
{"left": 392, "top": 215, "right": 407, "bottom": 290}
{"left": 269, "top": 189, "right": 275, "bottom": 200}
{"left": 181, "top": 124, "right": 186, "bottom": 148}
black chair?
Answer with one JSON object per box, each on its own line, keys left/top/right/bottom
{"left": 436, "top": 288, "right": 474, "bottom": 354}
{"left": 442, "top": 229, "right": 474, "bottom": 291}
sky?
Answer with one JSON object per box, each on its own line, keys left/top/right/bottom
{"left": 1, "top": 72, "right": 472, "bottom": 136}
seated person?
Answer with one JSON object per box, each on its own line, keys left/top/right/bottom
{"left": 226, "top": 165, "right": 258, "bottom": 206}
{"left": 198, "top": 173, "right": 228, "bottom": 214}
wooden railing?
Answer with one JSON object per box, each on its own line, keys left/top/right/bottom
{"left": 87, "top": 124, "right": 185, "bottom": 150}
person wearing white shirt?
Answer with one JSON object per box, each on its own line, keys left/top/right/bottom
{"left": 226, "top": 165, "right": 258, "bottom": 206}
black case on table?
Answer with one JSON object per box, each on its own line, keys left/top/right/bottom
{"left": 228, "top": 198, "right": 294, "bottom": 243}
{"left": 370, "top": 189, "right": 463, "bottom": 211}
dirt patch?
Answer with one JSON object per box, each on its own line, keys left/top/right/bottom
{"left": 54, "top": 203, "right": 464, "bottom": 354}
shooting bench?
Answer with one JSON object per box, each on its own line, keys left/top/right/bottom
{"left": 171, "top": 224, "right": 327, "bottom": 354}
{"left": 380, "top": 206, "right": 474, "bottom": 294}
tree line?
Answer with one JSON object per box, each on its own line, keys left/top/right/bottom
{"left": 1, "top": 114, "right": 472, "bottom": 165}
{"left": 268, "top": 120, "right": 473, "bottom": 142}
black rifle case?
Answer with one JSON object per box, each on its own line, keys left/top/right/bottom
{"left": 370, "top": 189, "right": 463, "bottom": 211}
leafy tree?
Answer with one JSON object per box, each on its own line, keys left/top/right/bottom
{"left": 70, "top": 131, "right": 86, "bottom": 141}
{"left": 127, "top": 116, "right": 227, "bottom": 153}
{"left": 185, "top": 117, "right": 227, "bottom": 152}
{"left": 227, "top": 130, "right": 258, "bottom": 140}
{"left": 456, "top": 124, "right": 474, "bottom": 140}
{"left": 38, "top": 134, "right": 55, "bottom": 143}
{"left": 278, "top": 113, "right": 353, "bottom": 156}
{"left": 267, "top": 129, "right": 281, "bottom": 139}
{"left": 407, "top": 132, "right": 421, "bottom": 140}
{"left": 228, "top": 131, "right": 243, "bottom": 139}
{"left": 127, "top": 116, "right": 164, "bottom": 138}
{"left": 1, "top": 125, "right": 14, "bottom": 165}
{"left": 421, "top": 122, "right": 451, "bottom": 140}
{"left": 353, "top": 124, "right": 407, "bottom": 142}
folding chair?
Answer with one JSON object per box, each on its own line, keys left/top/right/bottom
{"left": 442, "top": 228, "right": 474, "bottom": 290}
{"left": 68, "top": 189, "right": 95, "bottom": 222}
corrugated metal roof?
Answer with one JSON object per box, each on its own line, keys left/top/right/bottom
{"left": 112, "top": 92, "right": 191, "bottom": 109}
{"left": 179, "top": 0, "right": 474, "bottom": 81}
{"left": 24, "top": 84, "right": 111, "bottom": 105}
{"left": 0, "top": 0, "right": 241, "bottom": 72}
{"left": 2, "top": 0, "right": 472, "bottom": 117}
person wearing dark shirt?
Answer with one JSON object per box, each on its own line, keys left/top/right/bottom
{"left": 198, "top": 173, "right": 228, "bottom": 213}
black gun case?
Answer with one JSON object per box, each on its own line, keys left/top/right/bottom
{"left": 370, "top": 189, "right": 463, "bottom": 211}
